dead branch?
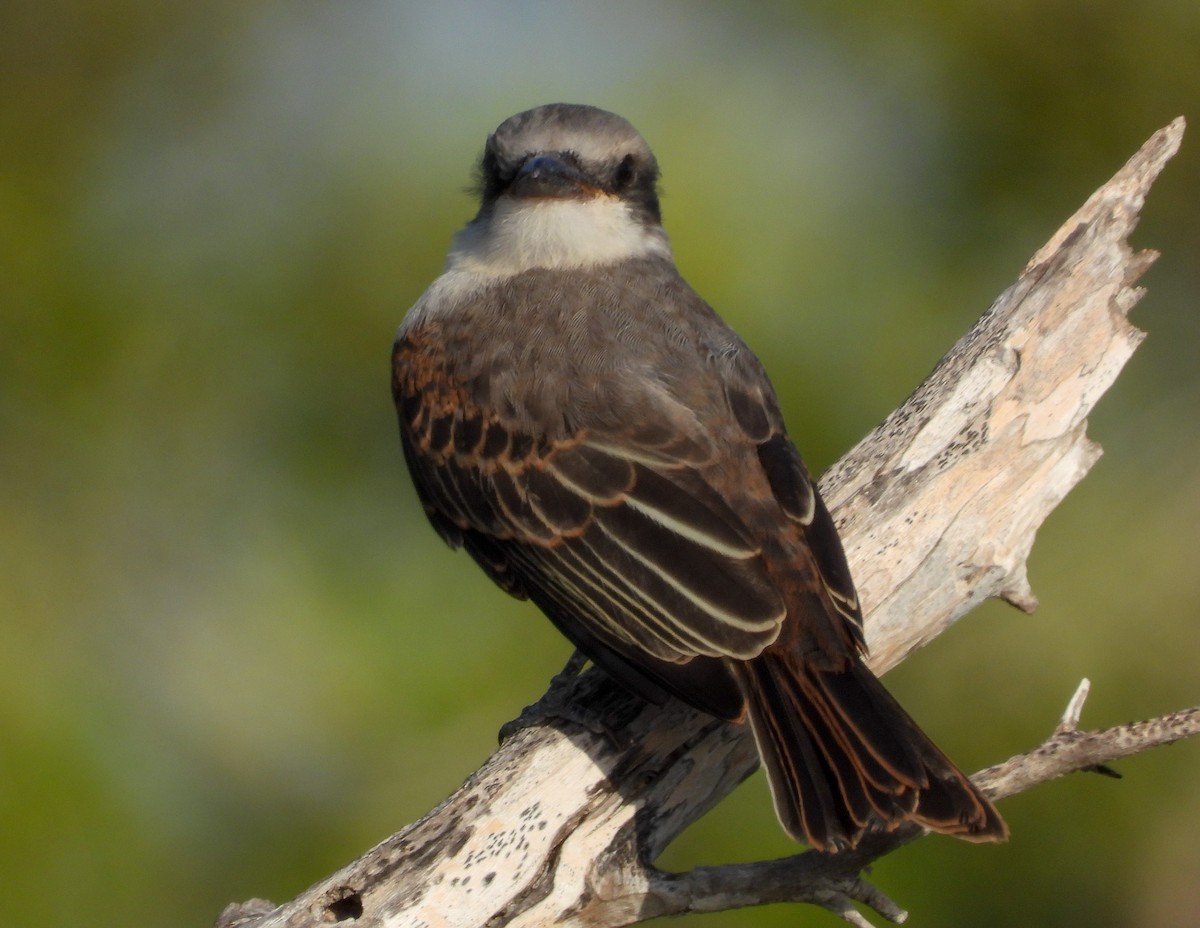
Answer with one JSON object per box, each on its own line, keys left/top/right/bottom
{"left": 216, "top": 117, "right": 1188, "bottom": 928}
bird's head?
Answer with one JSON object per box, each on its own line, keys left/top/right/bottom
{"left": 448, "top": 104, "right": 673, "bottom": 276}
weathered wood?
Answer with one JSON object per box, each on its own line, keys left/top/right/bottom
{"left": 216, "top": 117, "right": 1188, "bottom": 928}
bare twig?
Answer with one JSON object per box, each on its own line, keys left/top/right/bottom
{"left": 1059, "top": 678, "right": 1092, "bottom": 732}
{"left": 980, "top": 687, "right": 1200, "bottom": 802}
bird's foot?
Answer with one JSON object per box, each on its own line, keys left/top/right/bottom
{"left": 498, "top": 650, "right": 625, "bottom": 747}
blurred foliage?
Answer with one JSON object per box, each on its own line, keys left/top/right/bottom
{"left": 1, "top": 2, "right": 1198, "bottom": 926}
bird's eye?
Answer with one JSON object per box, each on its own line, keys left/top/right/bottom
{"left": 615, "top": 154, "right": 636, "bottom": 188}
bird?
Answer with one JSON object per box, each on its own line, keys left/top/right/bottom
{"left": 391, "top": 103, "right": 1007, "bottom": 852}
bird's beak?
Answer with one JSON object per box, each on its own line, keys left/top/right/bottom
{"left": 510, "top": 153, "right": 598, "bottom": 200}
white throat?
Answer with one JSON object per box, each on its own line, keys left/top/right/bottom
{"left": 445, "top": 195, "right": 672, "bottom": 278}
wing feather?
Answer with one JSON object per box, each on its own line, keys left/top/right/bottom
{"left": 397, "top": 378, "right": 786, "bottom": 665}
{"left": 393, "top": 320, "right": 841, "bottom": 711}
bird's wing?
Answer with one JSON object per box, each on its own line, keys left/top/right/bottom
{"left": 397, "top": 393, "right": 784, "bottom": 648}
{"left": 393, "top": 320, "right": 864, "bottom": 717}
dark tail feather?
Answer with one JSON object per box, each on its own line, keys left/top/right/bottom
{"left": 735, "top": 652, "right": 1008, "bottom": 852}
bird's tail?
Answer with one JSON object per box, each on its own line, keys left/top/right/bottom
{"left": 735, "top": 652, "right": 1007, "bottom": 852}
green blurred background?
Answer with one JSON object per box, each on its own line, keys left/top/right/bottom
{"left": 3, "top": 2, "right": 1198, "bottom": 926}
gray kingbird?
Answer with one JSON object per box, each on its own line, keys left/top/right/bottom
{"left": 392, "top": 103, "right": 1006, "bottom": 851}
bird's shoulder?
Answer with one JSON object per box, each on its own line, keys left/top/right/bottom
{"left": 395, "top": 258, "right": 781, "bottom": 447}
